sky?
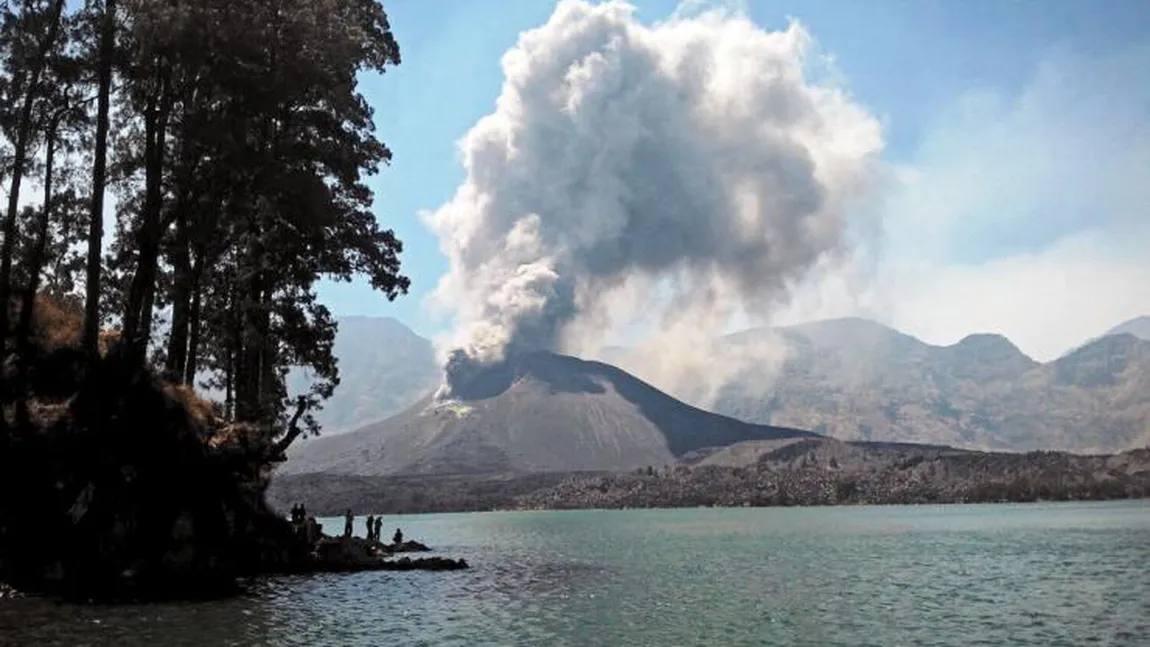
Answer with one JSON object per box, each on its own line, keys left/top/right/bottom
{"left": 320, "top": 0, "right": 1150, "bottom": 362}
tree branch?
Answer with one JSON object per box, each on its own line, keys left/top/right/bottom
{"left": 268, "top": 396, "right": 309, "bottom": 461}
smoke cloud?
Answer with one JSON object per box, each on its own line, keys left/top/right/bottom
{"left": 425, "top": 0, "right": 884, "bottom": 398}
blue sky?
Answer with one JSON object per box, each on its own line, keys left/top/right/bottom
{"left": 320, "top": 0, "right": 1150, "bottom": 360}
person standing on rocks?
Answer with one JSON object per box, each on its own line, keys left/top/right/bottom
{"left": 365, "top": 514, "right": 375, "bottom": 542}
{"left": 374, "top": 517, "right": 383, "bottom": 544}
{"left": 393, "top": 527, "right": 403, "bottom": 546}
{"left": 343, "top": 510, "right": 354, "bottom": 539}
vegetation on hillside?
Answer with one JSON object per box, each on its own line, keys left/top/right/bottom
{"left": 0, "top": 0, "right": 408, "bottom": 599}
{"left": 271, "top": 443, "right": 1150, "bottom": 515}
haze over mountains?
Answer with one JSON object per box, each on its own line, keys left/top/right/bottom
{"left": 290, "top": 314, "right": 1150, "bottom": 468}
{"left": 707, "top": 319, "right": 1150, "bottom": 453}
{"left": 285, "top": 316, "right": 441, "bottom": 433}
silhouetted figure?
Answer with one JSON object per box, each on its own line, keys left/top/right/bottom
{"left": 305, "top": 517, "right": 319, "bottom": 545}
{"left": 343, "top": 510, "right": 354, "bottom": 539}
{"left": 290, "top": 504, "right": 298, "bottom": 523}
{"left": 373, "top": 517, "right": 383, "bottom": 544}
{"left": 299, "top": 503, "right": 307, "bottom": 521}
{"left": 392, "top": 528, "right": 403, "bottom": 546}
{"left": 365, "top": 514, "right": 375, "bottom": 541}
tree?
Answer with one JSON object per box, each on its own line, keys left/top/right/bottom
{"left": 102, "top": 0, "right": 407, "bottom": 443}
{"left": 0, "top": 0, "right": 67, "bottom": 350}
{"left": 79, "top": 0, "right": 114, "bottom": 357}
{"left": 0, "top": 0, "right": 409, "bottom": 449}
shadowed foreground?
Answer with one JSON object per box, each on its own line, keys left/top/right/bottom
{"left": 0, "top": 298, "right": 464, "bottom": 602}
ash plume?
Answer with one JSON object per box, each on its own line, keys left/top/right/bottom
{"left": 426, "top": 0, "right": 884, "bottom": 400}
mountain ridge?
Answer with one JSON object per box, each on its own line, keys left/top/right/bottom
{"left": 283, "top": 350, "right": 817, "bottom": 477}
{"left": 299, "top": 314, "right": 1150, "bottom": 455}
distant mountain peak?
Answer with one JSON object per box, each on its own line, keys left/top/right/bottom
{"left": 951, "top": 332, "right": 1031, "bottom": 359}
{"left": 1062, "top": 332, "right": 1147, "bottom": 360}
{"left": 1105, "top": 316, "right": 1150, "bottom": 342}
{"left": 782, "top": 316, "right": 897, "bottom": 335}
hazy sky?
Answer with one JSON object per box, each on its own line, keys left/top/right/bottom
{"left": 320, "top": 0, "right": 1150, "bottom": 362}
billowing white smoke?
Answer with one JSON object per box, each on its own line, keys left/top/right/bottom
{"left": 426, "top": 0, "right": 883, "bottom": 401}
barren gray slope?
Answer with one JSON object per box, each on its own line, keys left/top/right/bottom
{"left": 713, "top": 320, "right": 1150, "bottom": 453}
{"left": 285, "top": 316, "right": 439, "bottom": 433}
{"left": 306, "top": 315, "right": 1150, "bottom": 453}
{"left": 283, "top": 351, "right": 816, "bottom": 476}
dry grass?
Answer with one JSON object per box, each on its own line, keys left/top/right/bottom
{"left": 3, "top": 292, "right": 120, "bottom": 357}
{"left": 7, "top": 292, "right": 224, "bottom": 443}
{"left": 28, "top": 293, "right": 84, "bottom": 350}
{"left": 162, "top": 382, "right": 217, "bottom": 429}
{"left": 2, "top": 400, "right": 71, "bottom": 428}
{"left": 206, "top": 422, "right": 269, "bottom": 451}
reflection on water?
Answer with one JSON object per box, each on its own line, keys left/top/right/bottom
{"left": 2, "top": 501, "right": 1149, "bottom": 646}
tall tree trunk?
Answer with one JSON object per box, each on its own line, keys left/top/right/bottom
{"left": 82, "top": 0, "right": 116, "bottom": 358}
{"left": 10, "top": 115, "right": 62, "bottom": 426}
{"left": 224, "top": 277, "right": 238, "bottom": 420}
{"left": 182, "top": 254, "right": 203, "bottom": 385}
{"left": 235, "top": 264, "right": 265, "bottom": 422}
{"left": 163, "top": 203, "right": 191, "bottom": 380}
{"left": 0, "top": 0, "right": 67, "bottom": 352}
{"left": 16, "top": 116, "right": 62, "bottom": 354}
{"left": 122, "top": 63, "right": 171, "bottom": 366}
{"left": 163, "top": 83, "right": 206, "bottom": 382}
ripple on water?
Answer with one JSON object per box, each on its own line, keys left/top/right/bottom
{"left": 1, "top": 501, "right": 1148, "bottom": 646}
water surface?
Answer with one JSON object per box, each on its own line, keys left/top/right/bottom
{"left": 2, "top": 501, "right": 1148, "bottom": 646}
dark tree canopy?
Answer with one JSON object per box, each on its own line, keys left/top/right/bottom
{"left": 0, "top": 0, "right": 409, "bottom": 442}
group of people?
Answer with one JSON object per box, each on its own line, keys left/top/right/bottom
{"left": 342, "top": 509, "right": 403, "bottom": 545}
{"left": 288, "top": 503, "right": 322, "bottom": 546}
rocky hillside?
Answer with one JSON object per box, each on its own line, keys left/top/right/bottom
{"left": 269, "top": 440, "right": 1150, "bottom": 514}
{"left": 282, "top": 351, "right": 815, "bottom": 476}
{"left": 514, "top": 441, "right": 1150, "bottom": 510}
{"left": 286, "top": 316, "right": 440, "bottom": 433}
{"left": 311, "top": 315, "right": 1150, "bottom": 453}
{"left": 707, "top": 319, "right": 1150, "bottom": 453}
{"left": 1104, "top": 316, "right": 1150, "bottom": 342}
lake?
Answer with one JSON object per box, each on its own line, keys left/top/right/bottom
{"left": 2, "top": 501, "right": 1148, "bottom": 646}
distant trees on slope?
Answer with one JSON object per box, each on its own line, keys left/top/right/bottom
{"left": 270, "top": 448, "right": 1150, "bottom": 515}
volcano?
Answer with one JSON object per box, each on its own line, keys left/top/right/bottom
{"left": 282, "top": 351, "right": 817, "bottom": 476}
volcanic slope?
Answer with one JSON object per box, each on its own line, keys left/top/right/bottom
{"left": 282, "top": 351, "right": 817, "bottom": 476}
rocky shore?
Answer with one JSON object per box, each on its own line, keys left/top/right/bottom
{"left": 277, "top": 533, "right": 467, "bottom": 574}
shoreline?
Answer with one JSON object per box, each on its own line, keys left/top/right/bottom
{"left": 299, "top": 492, "right": 1150, "bottom": 518}
{"left": 270, "top": 446, "right": 1150, "bottom": 517}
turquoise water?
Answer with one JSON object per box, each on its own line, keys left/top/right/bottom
{"left": 2, "top": 501, "right": 1148, "bottom": 646}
